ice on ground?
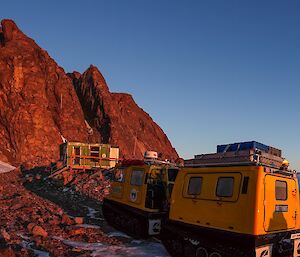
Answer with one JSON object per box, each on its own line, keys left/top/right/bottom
{"left": 0, "top": 160, "right": 15, "bottom": 173}
{"left": 21, "top": 241, "right": 50, "bottom": 257}
{"left": 76, "top": 224, "right": 101, "bottom": 229}
{"left": 90, "top": 242, "right": 170, "bottom": 257}
{"left": 86, "top": 206, "right": 103, "bottom": 220}
{"left": 130, "top": 240, "right": 143, "bottom": 244}
{"left": 53, "top": 236, "right": 104, "bottom": 250}
{"left": 108, "top": 231, "right": 132, "bottom": 239}
{"left": 52, "top": 236, "right": 170, "bottom": 257}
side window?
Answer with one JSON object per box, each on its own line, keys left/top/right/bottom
{"left": 168, "top": 169, "right": 179, "bottom": 182}
{"left": 216, "top": 177, "right": 234, "bottom": 197}
{"left": 275, "top": 180, "right": 287, "bottom": 200}
{"left": 131, "top": 170, "right": 144, "bottom": 186}
{"left": 188, "top": 177, "right": 202, "bottom": 195}
{"left": 114, "top": 168, "right": 125, "bottom": 182}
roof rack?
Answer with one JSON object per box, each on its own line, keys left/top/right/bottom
{"left": 268, "top": 168, "right": 296, "bottom": 178}
{"left": 184, "top": 149, "right": 285, "bottom": 169}
{"left": 144, "top": 159, "right": 179, "bottom": 168}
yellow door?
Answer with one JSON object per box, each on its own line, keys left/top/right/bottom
{"left": 110, "top": 168, "right": 125, "bottom": 199}
{"left": 264, "top": 175, "right": 297, "bottom": 232}
{"left": 127, "top": 169, "right": 145, "bottom": 205}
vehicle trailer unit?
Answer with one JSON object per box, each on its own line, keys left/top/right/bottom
{"left": 102, "top": 142, "right": 299, "bottom": 257}
{"left": 162, "top": 142, "right": 299, "bottom": 257}
{"left": 162, "top": 165, "right": 300, "bottom": 257}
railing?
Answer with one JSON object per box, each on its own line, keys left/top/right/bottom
{"left": 68, "top": 154, "right": 120, "bottom": 171}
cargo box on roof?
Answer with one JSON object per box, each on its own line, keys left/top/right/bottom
{"left": 216, "top": 141, "right": 281, "bottom": 157}
{"left": 187, "top": 141, "right": 284, "bottom": 169}
{"left": 186, "top": 149, "right": 284, "bottom": 169}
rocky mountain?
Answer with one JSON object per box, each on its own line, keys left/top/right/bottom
{"left": 0, "top": 19, "right": 178, "bottom": 168}
{"left": 69, "top": 66, "right": 178, "bottom": 160}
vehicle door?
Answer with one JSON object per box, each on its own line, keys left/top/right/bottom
{"left": 264, "top": 175, "right": 297, "bottom": 231}
{"left": 128, "top": 168, "right": 145, "bottom": 205}
{"left": 110, "top": 168, "right": 125, "bottom": 200}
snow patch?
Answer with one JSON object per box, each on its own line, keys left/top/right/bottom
{"left": 0, "top": 160, "right": 15, "bottom": 173}
{"left": 86, "top": 206, "right": 103, "bottom": 220}
{"left": 108, "top": 231, "right": 132, "bottom": 239}
{"left": 21, "top": 241, "right": 50, "bottom": 257}
{"left": 90, "top": 242, "right": 170, "bottom": 257}
{"left": 87, "top": 207, "right": 98, "bottom": 218}
{"left": 76, "top": 224, "right": 101, "bottom": 229}
{"left": 130, "top": 240, "right": 143, "bottom": 244}
{"left": 52, "top": 236, "right": 169, "bottom": 257}
{"left": 52, "top": 236, "right": 103, "bottom": 250}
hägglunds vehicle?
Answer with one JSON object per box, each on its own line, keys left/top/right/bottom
{"left": 162, "top": 141, "right": 299, "bottom": 257}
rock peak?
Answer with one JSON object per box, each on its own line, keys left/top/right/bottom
{"left": 1, "top": 19, "right": 25, "bottom": 43}
{"left": 83, "top": 65, "right": 110, "bottom": 93}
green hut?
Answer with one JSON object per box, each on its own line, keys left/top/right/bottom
{"left": 59, "top": 142, "right": 119, "bottom": 170}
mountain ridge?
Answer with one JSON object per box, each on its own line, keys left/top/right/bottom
{"left": 0, "top": 19, "right": 178, "bottom": 168}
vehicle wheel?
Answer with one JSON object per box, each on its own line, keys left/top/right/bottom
{"left": 163, "top": 239, "right": 184, "bottom": 257}
{"left": 196, "top": 247, "right": 209, "bottom": 257}
{"left": 183, "top": 240, "right": 196, "bottom": 257}
{"left": 102, "top": 204, "right": 114, "bottom": 224}
{"left": 209, "top": 252, "right": 222, "bottom": 257}
{"left": 114, "top": 214, "right": 122, "bottom": 227}
{"left": 134, "top": 218, "right": 143, "bottom": 238}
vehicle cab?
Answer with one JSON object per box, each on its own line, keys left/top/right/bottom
{"left": 103, "top": 152, "right": 179, "bottom": 237}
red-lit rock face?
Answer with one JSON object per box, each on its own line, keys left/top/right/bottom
{"left": 69, "top": 67, "right": 178, "bottom": 161}
{"left": 0, "top": 19, "right": 91, "bottom": 167}
{"left": 0, "top": 19, "right": 178, "bottom": 168}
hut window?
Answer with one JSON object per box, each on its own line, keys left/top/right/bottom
{"left": 74, "top": 147, "right": 81, "bottom": 165}
{"left": 90, "top": 146, "right": 100, "bottom": 161}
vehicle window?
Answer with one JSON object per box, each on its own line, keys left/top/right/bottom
{"left": 216, "top": 177, "right": 234, "bottom": 197}
{"left": 168, "top": 169, "right": 179, "bottom": 182}
{"left": 241, "top": 176, "right": 249, "bottom": 194}
{"left": 114, "top": 168, "right": 125, "bottom": 182}
{"left": 188, "top": 177, "right": 202, "bottom": 195}
{"left": 275, "top": 180, "right": 287, "bottom": 200}
{"left": 131, "top": 170, "right": 144, "bottom": 186}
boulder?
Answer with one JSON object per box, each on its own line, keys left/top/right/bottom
{"left": 74, "top": 217, "right": 84, "bottom": 224}
{"left": 27, "top": 223, "right": 48, "bottom": 238}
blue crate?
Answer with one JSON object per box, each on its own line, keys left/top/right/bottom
{"left": 217, "top": 141, "right": 270, "bottom": 153}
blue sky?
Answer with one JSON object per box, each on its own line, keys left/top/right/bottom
{"left": 1, "top": 1, "right": 300, "bottom": 170}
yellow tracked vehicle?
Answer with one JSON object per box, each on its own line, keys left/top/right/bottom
{"left": 102, "top": 151, "right": 179, "bottom": 238}
{"left": 161, "top": 141, "right": 300, "bottom": 257}
{"left": 102, "top": 141, "right": 299, "bottom": 256}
